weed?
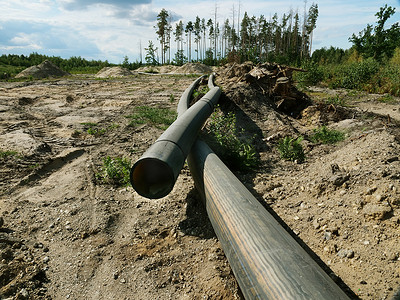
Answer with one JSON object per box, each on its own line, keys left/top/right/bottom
{"left": 377, "top": 94, "right": 396, "bottom": 104}
{"left": 126, "top": 106, "right": 177, "bottom": 130}
{"left": 325, "top": 95, "right": 346, "bottom": 107}
{"left": 206, "top": 108, "right": 258, "bottom": 170}
{"left": 96, "top": 156, "right": 131, "bottom": 186}
{"left": 81, "top": 122, "right": 117, "bottom": 136}
{"left": 310, "top": 126, "right": 345, "bottom": 144}
{"left": 192, "top": 85, "right": 210, "bottom": 100}
{"left": 169, "top": 94, "right": 175, "bottom": 103}
{"left": 87, "top": 127, "right": 106, "bottom": 136}
{"left": 277, "top": 136, "right": 305, "bottom": 163}
{"left": 0, "top": 150, "right": 19, "bottom": 159}
{"left": 108, "top": 123, "right": 120, "bottom": 130}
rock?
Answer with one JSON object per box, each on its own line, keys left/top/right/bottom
{"left": 363, "top": 202, "right": 392, "bottom": 220}
{"left": 329, "top": 174, "right": 350, "bottom": 186}
{"left": 337, "top": 249, "right": 355, "bottom": 258}
{"left": 0, "top": 216, "right": 3, "bottom": 227}
{"left": 324, "top": 231, "right": 332, "bottom": 241}
{"left": 365, "top": 186, "right": 377, "bottom": 195}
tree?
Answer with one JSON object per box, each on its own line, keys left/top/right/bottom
{"left": 350, "top": 5, "right": 400, "bottom": 61}
{"left": 145, "top": 41, "right": 158, "bottom": 65}
{"left": 122, "top": 56, "right": 129, "bottom": 69}
{"left": 156, "top": 9, "right": 169, "bottom": 64}
{"left": 305, "top": 3, "right": 318, "bottom": 56}
{"left": 194, "top": 16, "right": 202, "bottom": 61}
{"left": 185, "top": 21, "right": 194, "bottom": 62}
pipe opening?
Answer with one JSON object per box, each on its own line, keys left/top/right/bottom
{"left": 130, "top": 158, "right": 175, "bottom": 199}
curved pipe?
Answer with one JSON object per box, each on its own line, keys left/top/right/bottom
{"left": 130, "top": 74, "right": 220, "bottom": 199}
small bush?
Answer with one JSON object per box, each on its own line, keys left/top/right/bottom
{"left": 277, "top": 136, "right": 305, "bottom": 163}
{"left": 97, "top": 156, "right": 131, "bottom": 186}
{"left": 126, "top": 106, "right": 177, "bottom": 130}
{"left": 310, "top": 126, "right": 345, "bottom": 144}
{"left": 206, "top": 108, "right": 258, "bottom": 170}
{"left": 294, "top": 61, "right": 324, "bottom": 87}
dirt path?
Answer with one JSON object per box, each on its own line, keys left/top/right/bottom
{"left": 0, "top": 74, "right": 400, "bottom": 299}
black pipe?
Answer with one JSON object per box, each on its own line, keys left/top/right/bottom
{"left": 130, "top": 75, "right": 220, "bottom": 199}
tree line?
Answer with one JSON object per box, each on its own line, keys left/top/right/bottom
{"left": 0, "top": 52, "right": 116, "bottom": 78}
{"left": 150, "top": 3, "right": 319, "bottom": 66}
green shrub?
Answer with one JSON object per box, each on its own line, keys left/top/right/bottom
{"left": 206, "top": 108, "right": 258, "bottom": 170}
{"left": 277, "top": 136, "right": 305, "bottom": 163}
{"left": 97, "top": 156, "right": 131, "bottom": 186}
{"left": 294, "top": 61, "right": 324, "bottom": 87}
{"left": 310, "top": 126, "right": 345, "bottom": 144}
{"left": 339, "top": 58, "right": 380, "bottom": 89}
{"left": 126, "top": 106, "right": 177, "bottom": 130}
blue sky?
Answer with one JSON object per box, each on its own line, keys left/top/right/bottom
{"left": 0, "top": 0, "right": 399, "bottom": 63}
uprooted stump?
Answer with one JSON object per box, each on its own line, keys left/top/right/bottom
{"left": 215, "top": 62, "right": 310, "bottom": 117}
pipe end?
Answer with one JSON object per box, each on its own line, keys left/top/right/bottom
{"left": 130, "top": 158, "right": 175, "bottom": 199}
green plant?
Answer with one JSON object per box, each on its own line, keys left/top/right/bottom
{"left": 310, "top": 126, "right": 345, "bottom": 144}
{"left": 377, "top": 94, "right": 396, "bottom": 103}
{"left": 0, "top": 150, "right": 18, "bottom": 159}
{"left": 277, "top": 136, "right": 305, "bottom": 162}
{"left": 192, "top": 85, "right": 210, "bottom": 100}
{"left": 97, "top": 156, "right": 131, "bottom": 186}
{"left": 325, "top": 95, "right": 346, "bottom": 107}
{"left": 206, "top": 108, "right": 258, "bottom": 170}
{"left": 126, "top": 106, "right": 177, "bottom": 130}
{"left": 169, "top": 94, "right": 175, "bottom": 103}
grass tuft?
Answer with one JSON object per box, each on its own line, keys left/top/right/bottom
{"left": 277, "top": 136, "right": 305, "bottom": 163}
{"left": 206, "top": 108, "right": 258, "bottom": 170}
{"left": 126, "top": 106, "right": 177, "bottom": 130}
{"left": 96, "top": 156, "right": 131, "bottom": 186}
{"left": 310, "top": 126, "right": 345, "bottom": 144}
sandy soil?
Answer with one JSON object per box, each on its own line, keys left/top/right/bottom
{"left": 0, "top": 72, "right": 400, "bottom": 300}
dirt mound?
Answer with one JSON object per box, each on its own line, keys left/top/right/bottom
{"left": 135, "top": 65, "right": 179, "bottom": 74}
{"left": 215, "top": 62, "right": 309, "bottom": 116}
{"left": 172, "top": 63, "right": 213, "bottom": 74}
{"left": 15, "top": 60, "right": 70, "bottom": 79}
{"left": 95, "top": 66, "right": 134, "bottom": 78}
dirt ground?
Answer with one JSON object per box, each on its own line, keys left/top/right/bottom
{"left": 0, "top": 70, "right": 400, "bottom": 300}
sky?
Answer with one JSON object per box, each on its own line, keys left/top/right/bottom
{"left": 0, "top": 0, "right": 399, "bottom": 64}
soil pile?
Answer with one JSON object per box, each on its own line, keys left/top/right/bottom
{"left": 215, "top": 62, "right": 309, "bottom": 116}
{"left": 15, "top": 60, "right": 70, "bottom": 79}
{"left": 95, "top": 66, "right": 134, "bottom": 78}
{"left": 172, "top": 63, "right": 212, "bottom": 74}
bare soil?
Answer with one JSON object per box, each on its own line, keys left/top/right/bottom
{"left": 0, "top": 71, "right": 400, "bottom": 300}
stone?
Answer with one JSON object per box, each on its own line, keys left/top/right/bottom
{"left": 329, "top": 174, "right": 350, "bottom": 186}
{"left": 363, "top": 203, "right": 392, "bottom": 220}
{"left": 337, "top": 249, "right": 355, "bottom": 258}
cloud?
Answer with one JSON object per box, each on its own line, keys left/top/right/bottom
{"left": 60, "top": 0, "right": 151, "bottom": 11}
{"left": 0, "top": 20, "right": 101, "bottom": 59}
{"left": 112, "top": 4, "right": 158, "bottom": 23}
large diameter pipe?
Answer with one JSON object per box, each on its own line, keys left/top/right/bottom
{"left": 130, "top": 85, "right": 221, "bottom": 199}
{"left": 187, "top": 141, "right": 350, "bottom": 300}
{"left": 177, "top": 75, "right": 205, "bottom": 117}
